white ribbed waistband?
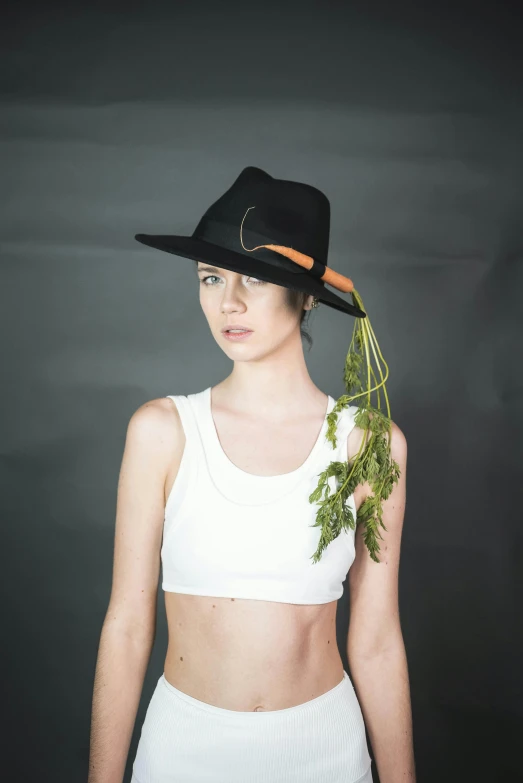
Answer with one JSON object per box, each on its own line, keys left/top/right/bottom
{"left": 160, "top": 669, "right": 351, "bottom": 718}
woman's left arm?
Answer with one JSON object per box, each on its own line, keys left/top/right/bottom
{"left": 346, "top": 422, "right": 416, "bottom": 783}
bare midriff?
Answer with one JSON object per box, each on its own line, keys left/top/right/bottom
{"left": 163, "top": 483, "right": 367, "bottom": 713}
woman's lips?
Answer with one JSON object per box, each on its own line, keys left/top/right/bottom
{"left": 222, "top": 330, "right": 253, "bottom": 341}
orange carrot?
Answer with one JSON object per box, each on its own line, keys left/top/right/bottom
{"left": 239, "top": 206, "right": 354, "bottom": 293}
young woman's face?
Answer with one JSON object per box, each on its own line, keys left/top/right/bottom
{"left": 196, "top": 262, "right": 311, "bottom": 359}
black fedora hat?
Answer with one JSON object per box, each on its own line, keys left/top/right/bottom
{"left": 134, "top": 165, "right": 366, "bottom": 318}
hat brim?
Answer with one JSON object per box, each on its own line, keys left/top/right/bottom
{"left": 134, "top": 233, "right": 366, "bottom": 318}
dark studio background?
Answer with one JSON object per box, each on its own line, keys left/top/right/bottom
{"left": 1, "top": 1, "right": 522, "bottom": 781}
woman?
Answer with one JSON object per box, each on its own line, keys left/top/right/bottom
{"left": 88, "top": 167, "right": 414, "bottom": 782}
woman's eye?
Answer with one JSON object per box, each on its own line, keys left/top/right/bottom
{"left": 200, "top": 275, "right": 265, "bottom": 286}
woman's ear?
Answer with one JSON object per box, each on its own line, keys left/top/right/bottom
{"left": 303, "top": 293, "right": 315, "bottom": 311}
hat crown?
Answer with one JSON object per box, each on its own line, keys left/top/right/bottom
{"left": 193, "top": 166, "right": 331, "bottom": 264}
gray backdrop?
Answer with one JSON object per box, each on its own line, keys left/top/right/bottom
{"left": 2, "top": 2, "right": 521, "bottom": 781}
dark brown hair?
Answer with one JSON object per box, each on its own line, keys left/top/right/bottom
{"left": 285, "top": 287, "right": 313, "bottom": 350}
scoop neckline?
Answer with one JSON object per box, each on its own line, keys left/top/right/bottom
{"left": 205, "top": 386, "right": 335, "bottom": 480}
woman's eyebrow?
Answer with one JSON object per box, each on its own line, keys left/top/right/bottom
{"left": 197, "top": 265, "right": 221, "bottom": 273}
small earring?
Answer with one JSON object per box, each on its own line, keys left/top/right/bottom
{"left": 311, "top": 297, "right": 319, "bottom": 308}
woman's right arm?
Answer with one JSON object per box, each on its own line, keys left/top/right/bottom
{"left": 87, "top": 399, "right": 175, "bottom": 783}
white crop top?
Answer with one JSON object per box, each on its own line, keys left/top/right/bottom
{"left": 161, "top": 387, "right": 359, "bottom": 604}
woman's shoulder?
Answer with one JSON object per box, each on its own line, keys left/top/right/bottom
{"left": 127, "top": 396, "right": 184, "bottom": 440}
{"left": 125, "top": 396, "right": 186, "bottom": 464}
{"left": 347, "top": 408, "right": 407, "bottom": 462}
{"left": 130, "top": 394, "right": 177, "bottom": 420}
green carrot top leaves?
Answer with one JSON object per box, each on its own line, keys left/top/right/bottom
{"left": 308, "top": 288, "right": 401, "bottom": 564}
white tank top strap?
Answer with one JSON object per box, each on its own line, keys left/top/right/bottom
{"left": 319, "top": 402, "right": 357, "bottom": 462}
{"left": 338, "top": 403, "right": 358, "bottom": 451}
{"left": 164, "top": 395, "right": 201, "bottom": 523}
{"left": 186, "top": 387, "right": 224, "bottom": 468}
{"left": 319, "top": 403, "right": 359, "bottom": 499}
{"left": 166, "top": 394, "right": 200, "bottom": 445}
